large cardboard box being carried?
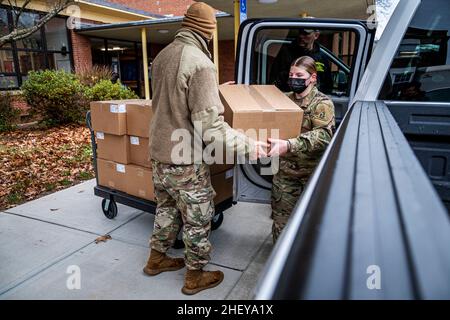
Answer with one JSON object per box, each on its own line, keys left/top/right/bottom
{"left": 210, "top": 163, "right": 234, "bottom": 176}
{"left": 219, "top": 85, "right": 303, "bottom": 140}
{"left": 211, "top": 167, "right": 234, "bottom": 204}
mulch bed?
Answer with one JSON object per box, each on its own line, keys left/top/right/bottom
{"left": 0, "top": 124, "right": 94, "bottom": 211}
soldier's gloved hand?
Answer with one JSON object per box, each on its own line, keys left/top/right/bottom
{"left": 250, "top": 140, "right": 269, "bottom": 161}
{"left": 268, "top": 138, "right": 289, "bottom": 157}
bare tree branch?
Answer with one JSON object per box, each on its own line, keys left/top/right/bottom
{"left": 0, "top": 0, "right": 74, "bottom": 48}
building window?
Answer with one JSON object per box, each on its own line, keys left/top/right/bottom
{"left": 15, "top": 12, "right": 44, "bottom": 50}
{"left": 0, "top": 7, "right": 11, "bottom": 48}
{"left": 0, "top": 6, "right": 72, "bottom": 90}
{"left": 18, "top": 51, "right": 47, "bottom": 74}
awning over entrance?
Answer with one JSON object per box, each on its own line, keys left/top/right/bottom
{"left": 76, "top": 14, "right": 234, "bottom": 44}
{"left": 202, "top": 0, "right": 374, "bottom": 20}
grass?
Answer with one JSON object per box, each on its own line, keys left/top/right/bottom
{"left": 59, "top": 178, "right": 72, "bottom": 186}
{"left": 6, "top": 192, "right": 23, "bottom": 205}
{"left": 62, "top": 170, "right": 71, "bottom": 176}
{"left": 44, "top": 183, "right": 57, "bottom": 192}
{"left": 75, "top": 144, "right": 92, "bottom": 162}
{"left": 78, "top": 171, "right": 94, "bottom": 180}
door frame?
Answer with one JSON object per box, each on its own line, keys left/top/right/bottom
{"left": 233, "top": 18, "right": 375, "bottom": 203}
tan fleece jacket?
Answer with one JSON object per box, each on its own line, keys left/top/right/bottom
{"left": 149, "top": 28, "right": 254, "bottom": 165}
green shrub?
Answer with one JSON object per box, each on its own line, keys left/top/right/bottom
{"left": 21, "top": 70, "right": 89, "bottom": 125}
{"left": 0, "top": 91, "right": 20, "bottom": 132}
{"left": 86, "top": 79, "right": 138, "bottom": 102}
{"left": 21, "top": 69, "right": 139, "bottom": 127}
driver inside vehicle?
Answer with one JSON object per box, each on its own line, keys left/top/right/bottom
{"left": 269, "top": 28, "right": 333, "bottom": 94}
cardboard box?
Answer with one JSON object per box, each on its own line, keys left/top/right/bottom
{"left": 126, "top": 165, "right": 154, "bottom": 201}
{"left": 219, "top": 85, "right": 303, "bottom": 140}
{"left": 90, "top": 99, "right": 141, "bottom": 135}
{"left": 129, "top": 136, "right": 151, "bottom": 168}
{"left": 210, "top": 163, "right": 234, "bottom": 176}
{"left": 96, "top": 132, "right": 129, "bottom": 164}
{"left": 97, "top": 158, "right": 127, "bottom": 192}
{"left": 211, "top": 168, "right": 234, "bottom": 204}
{"left": 126, "top": 100, "right": 152, "bottom": 138}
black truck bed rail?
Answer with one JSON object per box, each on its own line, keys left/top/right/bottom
{"left": 255, "top": 101, "right": 450, "bottom": 299}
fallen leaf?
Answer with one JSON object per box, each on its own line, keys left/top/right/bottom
{"left": 0, "top": 125, "right": 93, "bottom": 210}
{"left": 95, "top": 234, "right": 112, "bottom": 244}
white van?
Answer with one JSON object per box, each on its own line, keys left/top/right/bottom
{"left": 242, "top": 0, "right": 450, "bottom": 299}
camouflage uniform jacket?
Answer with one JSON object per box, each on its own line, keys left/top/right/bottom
{"left": 281, "top": 86, "right": 335, "bottom": 178}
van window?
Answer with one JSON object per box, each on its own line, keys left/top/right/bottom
{"left": 379, "top": 0, "right": 450, "bottom": 102}
{"left": 250, "top": 28, "right": 358, "bottom": 97}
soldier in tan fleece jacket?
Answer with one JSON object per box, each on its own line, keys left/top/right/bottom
{"left": 142, "top": 2, "right": 267, "bottom": 295}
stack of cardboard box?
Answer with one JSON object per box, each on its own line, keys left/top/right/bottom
{"left": 90, "top": 99, "right": 155, "bottom": 201}
{"left": 90, "top": 99, "right": 234, "bottom": 204}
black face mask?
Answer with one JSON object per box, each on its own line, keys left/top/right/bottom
{"left": 287, "top": 77, "right": 309, "bottom": 94}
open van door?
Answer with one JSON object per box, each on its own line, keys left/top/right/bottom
{"left": 234, "top": 18, "right": 375, "bottom": 203}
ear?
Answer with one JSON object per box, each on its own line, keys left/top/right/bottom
{"left": 313, "top": 32, "right": 320, "bottom": 40}
{"left": 310, "top": 72, "right": 318, "bottom": 84}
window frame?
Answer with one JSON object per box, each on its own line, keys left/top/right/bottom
{"left": 0, "top": 4, "right": 73, "bottom": 90}
{"left": 377, "top": 2, "right": 450, "bottom": 105}
{"left": 239, "top": 20, "right": 371, "bottom": 102}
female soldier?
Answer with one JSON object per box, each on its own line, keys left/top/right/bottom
{"left": 268, "top": 56, "right": 335, "bottom": 242}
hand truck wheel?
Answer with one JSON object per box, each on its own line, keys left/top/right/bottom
{"left": 102, "top": 198, "right": 118, "bottom": 219}
{"left": 211, "top": 212, "right": 224, "bottom": 231}
{"left": 173, "top": 228, "right": 185, "bottom": 249}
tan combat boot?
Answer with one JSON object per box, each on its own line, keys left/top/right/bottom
{"left": 143, "top": 249, "right": 185, "bottom": 276}
{"left": 181, "top": 269, "right": 224, "bottom": 295}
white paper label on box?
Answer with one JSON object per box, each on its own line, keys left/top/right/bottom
{"left": 130, "top": 136, "right": 140, "bottom": 145}
{"left": 116, "top": 164, "right": 126, "bottom": 173}
{"left": 118, "top": 104, "right": 126, "bottom": 113}
{"left": 110, "top": 104, "right": 126, "bottom": 113}
{"left": 96, "top": 132, "right": 105, "bottom": 140}
{"left": 225, "top": 169, "right": 234, "bottom": 179}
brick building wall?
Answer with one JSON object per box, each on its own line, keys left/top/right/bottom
{"left": 10, "top": 92, "right": 30, "bottom": 119}
{"left": 107, "top": 0, "right": 195, "bottom": 16}
{"left": 70, "top": 17, "right": 104, "bottom": 73}
{"left": 70, "top": 31, "right": 93, "bottom": 73}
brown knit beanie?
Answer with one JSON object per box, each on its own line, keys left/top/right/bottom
{"left": 181, "top": 2, "right": 217, "bottom": 40}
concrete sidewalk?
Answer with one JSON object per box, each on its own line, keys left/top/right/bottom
{"left": 0, "top": 179, "right": 273, "bottom": 300}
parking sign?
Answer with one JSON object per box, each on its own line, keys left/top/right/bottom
{"left": 240, "top": 0, "right": 247, "bottom": 23}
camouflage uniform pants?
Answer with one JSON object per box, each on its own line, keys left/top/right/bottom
{"left": 150, "top": 160, "right": 216, "bottom": 270}
{"left": 271, "top": 170, "right": 309, "bottom": 243}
